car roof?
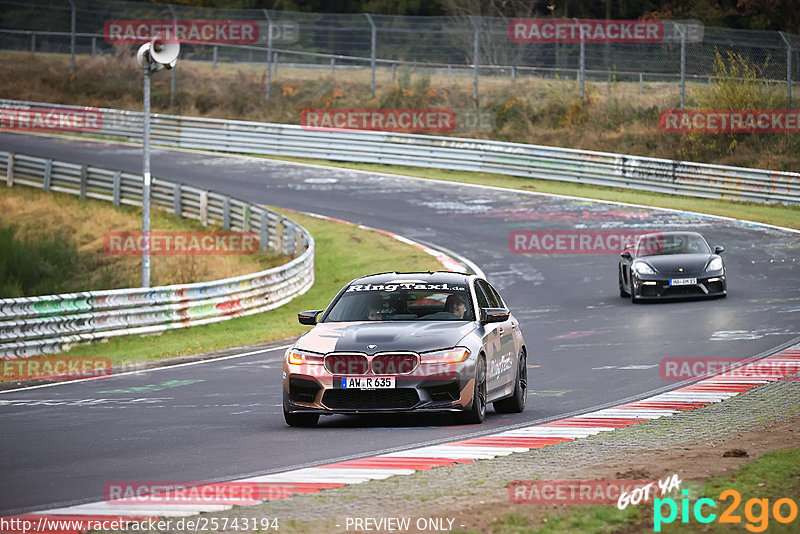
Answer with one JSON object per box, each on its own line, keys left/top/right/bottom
{"left": 350, "top": 271, "right": 474, "bottom": 286}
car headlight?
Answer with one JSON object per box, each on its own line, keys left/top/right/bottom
{"left": 286, "top": 348, "right": 324, "bottom": 365}
{"left": 706, "top": 257, "right": 723, "bottom": 272}
{"left": 419, "top": 347, "right": 470, "bottom": 364}
{"left": 632, "top": 261, "right": 656, "bottom": 275}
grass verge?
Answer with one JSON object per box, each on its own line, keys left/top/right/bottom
{"left": 53, "top": 210, "right": 442, "bottom": 367}
{"left": 464, "top": 448, "right": 800, "bottom": 533}
{"left": 0, "top": 186, "right": 286, "bottom": 295}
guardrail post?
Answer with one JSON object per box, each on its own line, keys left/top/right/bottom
{"left": 6, "top": 153, "right": 13, "bottom": 187}
{"left": 273, "top": 52, "right": 278, "bottom": 77}
{"left": 639, "top": 73, "right": 643, "bottom": 94}
{"left": 222, "top": 197, "right": 231, "bottom": 230}
{"left": 259, "top": 213, "right": 269, "bottom": 251}
{"left": 68, "top": 0, "right": 75, "bottom": 76}
{"left": 212, "top": 46, "right": 218, "bottom": 70}
{"left": 91, "top": 37, "right": 96, "bottom": 57}
{"left": 391, "top": 62, "right": 396, "bottom": 82}
{"left": 263, "top": 9, "right": 272, "bottom": 100}
{"left": 330, "top": 57, "right": 335, "bottom": 76}
{"left": 780, "top": 33, "right": 793, "bottom": 107}
{"left": 31, "top": 33, "right": 35, "bottom": 54}
{"left": 79, "top": 165, "right": 87, "bottom": 199}
{"left": 199, "top": 190, "right": 209, "bottom": 227}
{"left": 43, "top": 159, "right": 52, "bottom": 191}
{"left": 173, "top": 183, "right": 181, "bottom": 216}
{"left": 468, "top": 16, "right": 479, "bottom": 103}
{"left": 112, "top": 171, "right": 121, "bottom": 205}
{"left": 365, "top": 13, "right": 377, "bottom": 99}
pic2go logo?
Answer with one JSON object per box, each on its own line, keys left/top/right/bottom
{"left": 653, "top": 489, "right": 798, "bottom": 532}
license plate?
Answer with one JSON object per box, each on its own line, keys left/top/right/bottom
{"left": 336, "top": 376, "right": 395, "bottom": 389}
{"left": 670, "top": 278, "right": 697, "bottom": 286}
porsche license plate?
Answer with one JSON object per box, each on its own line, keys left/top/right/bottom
{"left": 670, "top": 278, "right": 697, "bottom": 286}
{"left": 337, "top": 376, "right": 395, "bottom": 389}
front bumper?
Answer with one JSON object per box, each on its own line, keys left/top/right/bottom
{"left": 283, "top": 359, "right": 477, "bottom": 416}
{"left": 632, "top": 273, "right": 726, "bottom": 299}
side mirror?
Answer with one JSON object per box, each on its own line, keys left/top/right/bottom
{"left": 480, "top": 307, "right": 510, "bottom": 324}
{"left": 714, "top": 246, "right": 724, "bottom": 254}
{"left": 298, "top": 310, "right": 322, "bottom": 326}
{"left": 621, "top": 250, "right": 632, "bottom": 260}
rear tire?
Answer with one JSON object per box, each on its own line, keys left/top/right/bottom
{"left": 283, "top": 405, "right": 319, "bottom": 427}
{"left": 494, "top": 350, "right": 527, "bottom": 414}
{"left": 456, "top": 356, "right": 486, "bottom": 424}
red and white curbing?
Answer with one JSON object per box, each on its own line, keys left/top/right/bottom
{"left": 5, "top": 346, "right": 799, "bottom": 533}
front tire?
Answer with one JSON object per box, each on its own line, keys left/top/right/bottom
{"left": 619, "top": 269, "right": 629, "bottom": 297}
{"left": 457, "top": 356, "right": 486, "bottom": 424}
{"left": 283, "top": 404, "right": 319, "bottom": 427}
{"left": 494, "top": 350, "right": 527, "bottom": 414}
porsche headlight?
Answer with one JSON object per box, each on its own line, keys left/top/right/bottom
{"left": 286, "top": 348, "right": 324, "bottom": 365}
{"left": 632, "top": 261, "right": 656, "bottom": 275}
{"left": 419, "top": 347, "right": 470, "bottom": 364}
{"left": 706, "top": 257, "right": 723, "bottom": 272}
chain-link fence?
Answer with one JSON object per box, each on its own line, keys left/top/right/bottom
{"left": 0, "top": 0, "right": 797, "bottom": 106}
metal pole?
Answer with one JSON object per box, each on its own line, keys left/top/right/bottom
{"left": 780, "top": 32, "right": 793, "bottom": 107}
{"left": 639, "top": 72, "right": 643, "bottom": 94}
{"left": 212, "top": 45, "right": 217, "bottom": 70}
{"left": 365, "top": 13, "right": 376, "bottom": 98}
{"left": 574, "top": 18, "right": 585, "bottom": 100}
{"left": 142, "top": 66, "right": 152, "bottom": 288}
{"left": 330, "top": 57, "right": 335, "bottom": 76}
{"left": 31, "top": 33, "right": 35, "bottom": 54}
{"left": 167, "top": 4, "right": 177, "bottom": 106}
{"left": 68, "top": 0, "right": 75, "bottom": 76}
{"left": 468, "top": 16, "right": 479, "bottom": 103}
{"left": 91, "top": 37, "right": 96, "bottom": 56}
{"left": 263, "top": 9, "right": 272, "bottom": 100}
{"left": 678, "top": 24, "right": 686, "bottom": 109}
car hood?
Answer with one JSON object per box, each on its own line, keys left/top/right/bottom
{"left": 296, "top": 321, "right": 478, "bottom": 355}
{"left": 638, "top": 253, "right": 714, "bottom": 275}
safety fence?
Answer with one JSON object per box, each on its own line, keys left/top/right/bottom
{"left": 2, "top": 98, "right": 798, "bottom": 206}
{"left": 0, "top": 148, "right": 315, "bottom": 358}
{"left": 0, "top": 0, "right": 797, "bottom": 106}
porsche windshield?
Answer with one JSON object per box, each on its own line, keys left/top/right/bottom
{"left": 635, "top": 233, "right": 711, "bottom": 256}
{"left": 325, "top": 283, "right": 475, "bottom": 322}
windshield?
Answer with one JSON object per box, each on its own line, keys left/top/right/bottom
{"left": 324, "top": 282, "right": 474, "bottom": 322}
{"left": 635, "top": 233, "right": 711, "bottom": 256}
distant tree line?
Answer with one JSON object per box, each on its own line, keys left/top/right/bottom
{"left": 132, "top": 0, "right": 799, "bottom": 34}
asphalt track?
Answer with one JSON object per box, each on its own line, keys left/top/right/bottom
{"left": 1, "top": 133, "right": 799, "bottom": 515}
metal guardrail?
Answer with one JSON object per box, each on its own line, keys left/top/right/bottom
{"left": 0, "top": 149, "right": 314, "bottom": 358}
{"left": 2, "top": 99, "right": 798, "bottom": 205}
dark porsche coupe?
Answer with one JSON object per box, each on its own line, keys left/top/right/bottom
{"left": 619, "top": 231, "right": 727, "bottom": 303}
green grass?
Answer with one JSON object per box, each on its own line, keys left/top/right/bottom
{"left": 55, "top": 210, "right": 442, "bottom": 367}
{"left": 476, "top": 448, "right": 800, "bottom": 533}
{"left": 259, "top": 156, "right": 800, "bottom": 231}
